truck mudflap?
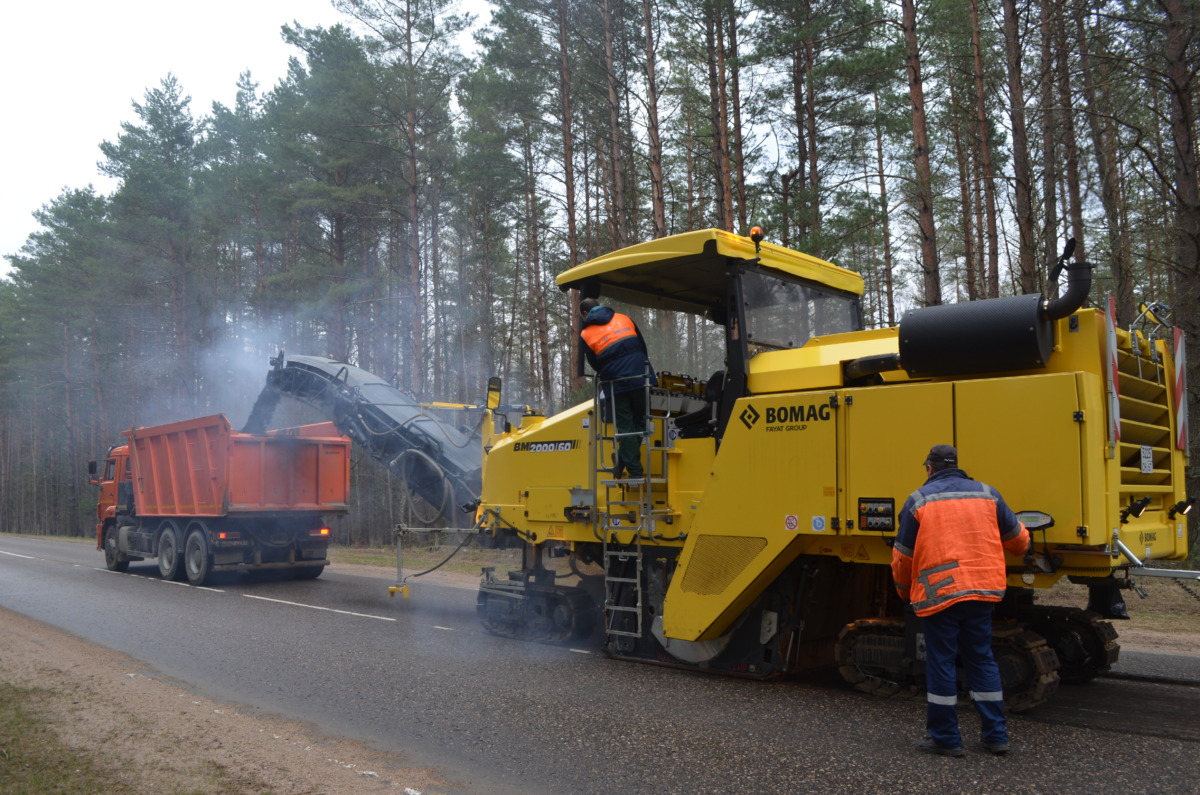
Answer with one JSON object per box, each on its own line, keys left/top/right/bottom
{"left": 835, "top": 616, "right": 1062, "bottom": 713}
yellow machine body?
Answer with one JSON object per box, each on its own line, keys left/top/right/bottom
{"left": 475, "top": 229, "right": 1190, "bottom": 691}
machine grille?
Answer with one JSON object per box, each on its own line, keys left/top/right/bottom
{"left": 681, "top": 535, "right": 767, "bottom": 595}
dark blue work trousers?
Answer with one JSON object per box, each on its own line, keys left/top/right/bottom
{"left": 607, "top": 387, "right": 646, "bottom": 477}
{"left": 922, "top": 599, "right": 1008, "bottom": 748}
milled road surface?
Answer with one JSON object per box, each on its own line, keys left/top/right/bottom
{"left": 2, "top": 535, "right": 1198, "bottom": 794}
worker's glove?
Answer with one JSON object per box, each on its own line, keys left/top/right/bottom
{"left": 1022, "top": 550, "right": 1037, "bottom": 570}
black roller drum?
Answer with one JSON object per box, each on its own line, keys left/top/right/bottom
{"left": 899, "top": 293, "right": 1052, "bottom": 377}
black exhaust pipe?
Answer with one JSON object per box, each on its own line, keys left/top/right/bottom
{"left": 894, "top": 239, "right": 1092, "bottom": 379}
{"left": 1043, "top": 238, "right": 1092, "bottom": 321}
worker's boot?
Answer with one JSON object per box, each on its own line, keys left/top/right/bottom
{"left": 916, "top": 738, "right": 964, "bottom": 757}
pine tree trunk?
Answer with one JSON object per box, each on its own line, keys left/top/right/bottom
{"left": 716, "top": 13, "right": 734, "bottom": 230}
{"left": 642, "top": 0, "right": 666, "bottom": 239}
{"left": 524, "top": 130, "right": 553, "bottom": 406}
{"left": 62, "top": 325, "right": 79, "bottom": 534}
{"left": 604, "top": 0, "right": 627, "bottom": 249}
{"left": 1162, "top": 0, "right": 1200, "bottom": 552}
{"left": 1052, "top": 2, "right": 1086, "bottom": 259}
{"left": 949, "top": 79, "right": 978, "bottom": 302}
{"left": 684, "top": 100, "right": 699, "bottom": 229}
{"left": 1002, "top": 0, "right": 1038, "bottom": 293}
{"left": 430, "top": 181, "right": 444, "bottom": 401}
{"left": 792, "top": 39, "right": 809, "bottom": 241}
{"left": 406, "top": 106, "right": 425, "bottom": 395}
{"left": 803, "top": 22, "right": 820, "bottom": 238}
{"left": 901, "top": 0, "right": 940, "bottom": 305}
{"left": 1076, "top": 8, "right": 1135, "bottom": 322}
{"left": 1039, "top": 0, "right": 1059, "bottom": 280}
{"left": 726, "top": 0, "right": 748, "bottom": 231}
{"left": 974, "top": 142, "right": 988, "bottom": 300}
{"left": 554, "top": 0, "right": 583, "bottom": 390}
{"left": 873, "top": 91, "right": 896, "bottom": 326}
{"left": 706, "top": 9, "right": 732, "bottom": 231}
{"left": 969, "top": 0, "right": 1000, "bottom": 298}
{"left": 774, "top": 169, "right": 791, "bottom": 247}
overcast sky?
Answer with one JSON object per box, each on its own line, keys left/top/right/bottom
{"left": 0, "top": 0, "right": 354, "bottom": 275}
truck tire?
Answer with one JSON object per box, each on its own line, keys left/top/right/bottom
{"left": 157, "top": 522, "right": 184, "bottom": 581}
{"left": 184, "top": 525, "right": 213, "bottom": 586}
{"left": 103, "top": 527, "right": 129, "bottom": 573}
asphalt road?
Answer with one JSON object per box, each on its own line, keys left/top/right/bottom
{"left": 2, "top": 534, "right": 1199, "bottom": 794}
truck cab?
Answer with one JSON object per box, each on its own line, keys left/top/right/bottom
{"left": 89, "top": 446, "right": 131, "bottom": 556}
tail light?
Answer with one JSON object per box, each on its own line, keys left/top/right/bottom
{"left": 309, "top": 527, "right": 331, "bottom": 537}
{"left": 217, "top": 531, "right": 241, "bottom": 540}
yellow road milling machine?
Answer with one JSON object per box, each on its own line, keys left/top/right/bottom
{"left": 470, "top": 228, "right": 1195, "bottom": 711}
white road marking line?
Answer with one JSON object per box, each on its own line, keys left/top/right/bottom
{"left": 243, "top": 594, "right": 396, "bottom": 622}
{"left": 92, "top": 568, "right": 224, "bottom": 592}
{"left": 569, "top": 649, "right": 591, "bottom": 654}
{"left": 433, "top": 626, "right": 454, "bottom": 631}
{"left": 0, "top": 550, "right": 37, "bottom": 559}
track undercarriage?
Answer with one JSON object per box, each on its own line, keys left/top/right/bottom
{"left": 477, "top": 545, "right": 1120, "bottom": 712}
{"left": 476, "top": 568, "right": 597, "bottom": 643}
{"left": 836, "top": 602, "right": 1120, "bottom": 712}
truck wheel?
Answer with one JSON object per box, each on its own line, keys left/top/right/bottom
{"left": 294, "top": 566, "right": 324, "bottom": 580}
{"left": 157, "top": 523, "right": 184, "bottom": 581}
{"left": 103, "top": 527, "right": 129, "bottom": 573}
{"left": 184, "top": 526, "right": 213, "bottom": 586}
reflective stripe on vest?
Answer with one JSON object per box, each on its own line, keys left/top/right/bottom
{"left": 581, "top": 312, "right": 638, "bottom": 355}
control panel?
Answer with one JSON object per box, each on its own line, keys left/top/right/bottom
{"left": 858, "top": 497, "right": 896, "bottom": 533}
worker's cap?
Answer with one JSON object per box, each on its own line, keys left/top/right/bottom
{"left": 924, "top": 444, "right": 958, "bottom": 467}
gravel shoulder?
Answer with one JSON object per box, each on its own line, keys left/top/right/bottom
{"left": 2, "top": 560, "right": 1196, "bottom": 794}
{"left": 0, "top": 562, "right": 472, "bottom": 794}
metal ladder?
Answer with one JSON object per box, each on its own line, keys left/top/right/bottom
{"left": 591, "top": 371, "right": 671, "bottom": 640}
{"left": 603, "top": 535, "right": 644, "bottom": 638}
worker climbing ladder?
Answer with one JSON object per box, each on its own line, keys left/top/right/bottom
{"left": 590, "top": 370, "right": 672, "bottom": 642}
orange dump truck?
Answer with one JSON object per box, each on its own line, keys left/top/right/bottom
{"left": 89, "top": 414, "right": 351, "bottom": 586}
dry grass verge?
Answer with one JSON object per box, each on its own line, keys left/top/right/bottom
{"left": 0, "top": 607, "right": 449, "bottom": 795}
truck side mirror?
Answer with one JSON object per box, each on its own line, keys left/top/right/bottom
{"left": 87, "top": 460, "right": 99, "bottom": 485}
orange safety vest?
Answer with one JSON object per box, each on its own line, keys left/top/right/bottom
{"left": 891, "top": 482, "right": 1029, "bottom": 617}
{"left": 581, "top": 312, "right": 638, "bottom": 355}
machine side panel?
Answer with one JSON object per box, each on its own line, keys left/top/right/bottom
{"left": 954, "top": 374, "right": 1084, "bottom": 552}
{"left": 1072, "top": 371, "right": 1113, "bottom": 547}
{"left": 482, "top": 402, "right": 594, "bottom": 540}
{"left": 842, "top": 382, "right": 954, "bottom": 560}
{"left": 662, "top": 391, "right": 839, "bottom": 642}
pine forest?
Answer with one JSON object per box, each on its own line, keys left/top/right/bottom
{"left": 1, "top": 0, "right": 1197, "bottom": 550}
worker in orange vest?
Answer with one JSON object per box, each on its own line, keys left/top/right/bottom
{"left": 579, "top": 298, "right": 657, "bottom": 478}
{"left": 892, "top": 444, "right": 1031, "bottom": 757}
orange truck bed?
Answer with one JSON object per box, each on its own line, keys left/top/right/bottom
{"left": 125, "top": 414, "right": 350, "bottom": 517}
